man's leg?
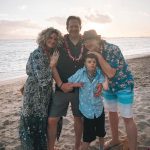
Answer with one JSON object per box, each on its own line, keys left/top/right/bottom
{"left": 74, "top": 116, "right": 83, "bottom": 150}
{"left": 123, "top": 117, "right": 137, "bottom": 150}
{"left": 48, "top": 91, "right": 69, "bottom": 150}
{"left": 118, "top": 87, "right": 137, "bottom": 149}
{"left": 103, "top": 90, "right": 120, "bottom": 148}
{"left": 70, "top": 90, "right": 83, "bottom": 150}
{"left": 108, "top": 112, "right": 120, "bottom": 144}
{"left": 47, "top": 117, "right": 60, "bottom": 150}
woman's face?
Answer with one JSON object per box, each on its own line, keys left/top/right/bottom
{"left": 84, "top": 39, "right": 99, "bottom": 51}
{"left": 46, "top": 33, "right": 58, "bottom": 49}
{"left": 85, "top": 58, "right": 97, "bottom": 72}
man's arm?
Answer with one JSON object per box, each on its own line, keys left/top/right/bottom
{"left": 52, "top": 67, "right": 73, "bottom": 93}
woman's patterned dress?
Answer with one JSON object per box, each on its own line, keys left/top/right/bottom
{"left": 19, "top": 47, "right": 52, "bottom": 150}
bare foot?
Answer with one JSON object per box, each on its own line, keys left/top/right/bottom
{"left": 104, "top": 139, "right": 121, "bottom": 150}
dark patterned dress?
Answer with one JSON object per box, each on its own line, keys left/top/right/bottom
{"left": 19, "top": 47, "right": 52, "bottom": 150}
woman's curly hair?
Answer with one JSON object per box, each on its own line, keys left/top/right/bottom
{"left": 36, "top": 27, "right": 63, "bottom": 49}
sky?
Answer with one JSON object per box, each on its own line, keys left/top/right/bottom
{"left": 0, "top": 0, "right": 150, "bottom": 39}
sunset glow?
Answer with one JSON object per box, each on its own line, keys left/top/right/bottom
{"left": 0, "top": 0, "right": 150, "bottom": 39}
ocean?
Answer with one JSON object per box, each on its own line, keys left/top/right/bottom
{"left": 0, "top": 37, "right": 150, "bottom": 81}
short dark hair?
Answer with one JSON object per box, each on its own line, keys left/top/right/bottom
{"left": 84, "top": 53, "right": 98, "bottom": 64}
{"left": 66, "top": 16, "right": 82, "bottom": 29}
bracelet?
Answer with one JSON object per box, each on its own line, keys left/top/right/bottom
{"left": 58, "top": 82, "right": 63, "bottom": 89}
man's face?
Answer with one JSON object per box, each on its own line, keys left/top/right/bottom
{"left": 67, "top": 19, "right": 81, "bottom": 37}
{"left": 85, "top": 58, "right": 97, "bottom": 72}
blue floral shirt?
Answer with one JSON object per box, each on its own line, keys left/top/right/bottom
{"left": 102, "top": 42, "right": 134, "bottom": 92}
{"left": 68, "top": 67, "right": 105, "bottom": 119}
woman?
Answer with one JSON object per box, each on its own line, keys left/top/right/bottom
{"left": 19, "top": 27, "right": 62, "bottom": 150}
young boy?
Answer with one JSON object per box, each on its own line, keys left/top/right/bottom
{"left": 68, "top": 53, "right": 108, "bottom": 150}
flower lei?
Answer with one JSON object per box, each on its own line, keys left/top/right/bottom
{"left": 64, "top": 34, "right": 84, "bottom": 62}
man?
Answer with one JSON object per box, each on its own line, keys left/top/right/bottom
{"left": 83, "top": 30, "right": 137, "bottom": 150}
{"left": 47, "top": 16, "right": 86, "bottom": 150}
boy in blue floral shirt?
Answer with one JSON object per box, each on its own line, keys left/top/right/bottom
{"left": 83, "top": 30, "right": 137, "bottom": 150}
{"left": 68, "top": 53, "right": 108, "bottom": 150}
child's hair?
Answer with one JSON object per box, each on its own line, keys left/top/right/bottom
{"left": 84, "top": 53, "right": 98, "bottom": 64}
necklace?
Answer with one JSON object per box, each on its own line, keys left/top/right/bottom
{"left": 87, "top": 70, "right": 96, "bottom": 83}
{"left": 64, "top": 34, "right": 84, "bottom": 62}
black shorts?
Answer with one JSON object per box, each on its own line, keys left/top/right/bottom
{"left": 83, "top": 109, "right": 106, "bottom": 143}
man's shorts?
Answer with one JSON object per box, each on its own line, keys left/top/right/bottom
{"left": 102, "top": 86, "right": 134, "bottom": 118}
{"left": 49, "top": 90, "right": 82, "bottom": 117}
{"left": 83, "top": 109, "right": 106, "bottom": 143}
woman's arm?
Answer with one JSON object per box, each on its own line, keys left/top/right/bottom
{"left": 49, "top": 51, "right": 63, "bottom": 87}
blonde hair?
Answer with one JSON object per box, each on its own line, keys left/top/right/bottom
{"left": 36, "top": 27, "right": 62, "bottom": 49}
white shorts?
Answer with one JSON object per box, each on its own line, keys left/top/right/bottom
{"left": 103, "top": 87, "right": 134, "bottom": 118}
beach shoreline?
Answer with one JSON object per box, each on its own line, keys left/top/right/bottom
{"left": 1, "top": 54, "right": 150, "bottom": 84}
{"left": 0, "top": 56, "right": 150, "bottom": 150}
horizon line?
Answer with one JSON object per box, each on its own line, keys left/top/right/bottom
{"left": 0, "top": 36, "right": 150, "bottom": 40}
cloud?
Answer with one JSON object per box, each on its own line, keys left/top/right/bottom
{"left": 64, "top": 7, "right": 112, "bottom": 24}
{"left": 46, "top": 10, "right": 112, "bottom": 26}
{"left": 47, "top": 17, "right": 66, "bottom": 25}
{"left": 0, "top": 20, "right": 42, "bottom": 39}
{"left": 0, "top": 20, "right": 41, "bottom": 29}
{"left": 85, "top": 13, "right": 112, "bottom": 24}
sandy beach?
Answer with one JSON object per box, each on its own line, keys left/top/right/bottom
{"left": 0, "top": 56, "right": 150, "bottom": 150}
